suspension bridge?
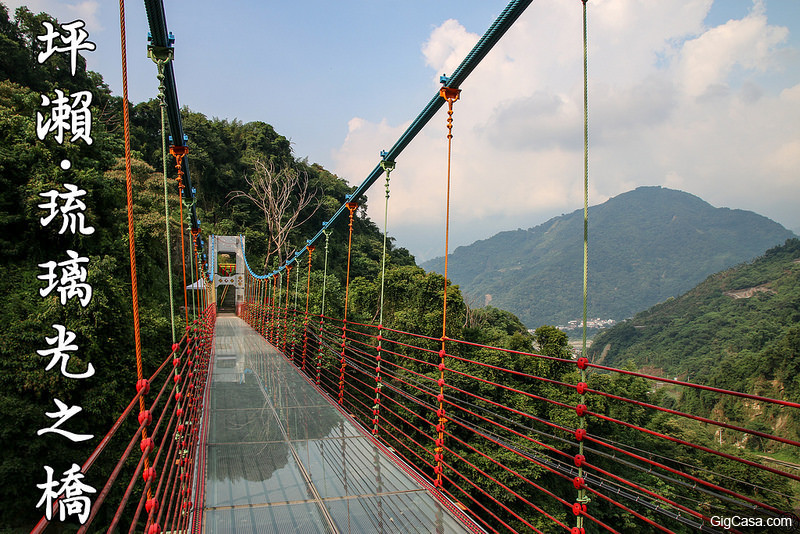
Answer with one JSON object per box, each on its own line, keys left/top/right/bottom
{"left": 31, "top": 0, "right": 800, "bottom": 533}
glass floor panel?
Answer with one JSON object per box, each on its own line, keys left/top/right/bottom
{"left": 326, "top": 493, "right": 471, "bottom": 534}
{"left": 202, "top": 315, "right": 473, "bottom": 533}
{"left": 206, "top": 442, "right": 313, "bottom": 507}
{"left": 205, "top": 501, "right": 333, "bottom": 534}
{"left": 293, "top": 437, "right": 424, "bottom": 499}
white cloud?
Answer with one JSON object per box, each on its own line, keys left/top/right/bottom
{"left": 675, "top": 1, "right": 788, "bottom": 97}
{"left": 422, "top": 19, "right": 478, "bottom": 80}
{"left": 332, "top": 0, "right": 800, "bottom": 261}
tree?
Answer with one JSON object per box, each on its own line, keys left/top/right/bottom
{"left": 228, "top": 158, "right": 320, "bottom": 269}
{"left": 533, "top": 325, "right": 571, "bottom": 359}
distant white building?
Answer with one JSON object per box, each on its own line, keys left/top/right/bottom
{"left": 555, "top": 318, "right": 617, "bottom": 331}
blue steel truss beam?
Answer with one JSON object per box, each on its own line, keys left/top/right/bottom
{"left": 142, "top": 0, "right": 199, "bottom": 232}
{"left": 266, "top": 0, "right": 534, "bottom": 278}
{"left": 143, "top": 0, "right": 533, "bottom": 278}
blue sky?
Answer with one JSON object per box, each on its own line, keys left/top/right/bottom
{"left": 6, "top": 0, "right": 800, "bottom": 261}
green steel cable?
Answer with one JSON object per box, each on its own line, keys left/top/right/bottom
{"left": 578, "top": 0, "right": 591, "bottom": 528}
{"left": 321, "top": 231, "right": 331, "bottom": 317}
{"left": 188, "top": 225, "right": 197, "bottom": 322}
{"left": 293, "top": 256, "right": 301, "bottom": 354}
{"left": 149, "top": 49, "right": 176, "bottom": 343}
{"left": 580, "top": 0, "right": 590, "bottom": 393}
{"left": 375, "top": 160, "right": 394, "bottom": 436}
{"left": 282, "top": 0, "right": 533, "bottom": 269}
{"left": 377, "top": 160, "right": 395, "bottom": 327}
{"left": 581, "top": 2, "right": 590, "bottom": 370}
{"left": 182, "top": 198, "right": 197, "bottom": 321}
{"left": 294, "top": 256, "right": 301, "bottom": 310}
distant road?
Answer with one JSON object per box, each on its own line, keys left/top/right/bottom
{"left": 758, "top": 455, "right": 800, "bottom": 471}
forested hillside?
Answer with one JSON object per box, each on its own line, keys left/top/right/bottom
{"left": 585, "top": 238, "right": 800, "bottom": 497}
{"left": 1, "top": 5, "right": 172, "bottom": 529}
{"left": 589, "top": 238, "right": 800, "bottom": 399}
{"left": 423, "top": 186, "right": 795, "bottom": 329}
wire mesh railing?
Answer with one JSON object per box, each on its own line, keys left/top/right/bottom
{"left": 31, "top": 305, "right": 216, "bottom": 534}
{"left": 241, "top": 292, "right": 800, "bottom": 534}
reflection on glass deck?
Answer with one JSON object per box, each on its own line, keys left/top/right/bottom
{"left": 203, "top": 315, "right": 473, "bottom": 534}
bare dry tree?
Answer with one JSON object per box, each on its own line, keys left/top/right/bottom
{"left": 228, "top": 158, "right": 320, "bottom": 269}
{"left": 463, "top": 294, "right": 482, "bottom": 329}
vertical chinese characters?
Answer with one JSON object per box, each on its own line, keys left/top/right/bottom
{"left": 33, "top": 18, "right": 97, "bottom": 525}
{"left": 36, "top": 89, "right": 94, "bottom": 146}
{"left": 36, "top": 19, "right": 96, "bottom": 76}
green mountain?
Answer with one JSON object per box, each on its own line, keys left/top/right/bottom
{"left": 421, "top": 186, "right": 795, "bottom": 328}
{"left": 588, "top": 237, "right": 800, "bottom": 396}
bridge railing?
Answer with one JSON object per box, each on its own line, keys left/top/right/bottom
{"left": 242, "top": 296, "right": 799, "bottom": 534}
{"left": 31, "top": 305, "right": 216, "bottom": 534}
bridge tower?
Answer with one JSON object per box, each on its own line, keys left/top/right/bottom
{"left": 211, "top": 235, "right": 246, "bottom": 312}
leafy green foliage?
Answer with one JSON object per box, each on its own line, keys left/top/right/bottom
{"left": 0, "top": 7, "right": 174, "bottom": 529}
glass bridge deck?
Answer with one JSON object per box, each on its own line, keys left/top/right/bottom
{"left": 203, "top": 315, "right": 473, "bottom": 533}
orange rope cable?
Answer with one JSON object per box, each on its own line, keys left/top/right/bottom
{"left": 436, "top": 85, "right": 460, "bottom": 487}
{"left": 439, "top": 86, "right": 459, "bottom": 340}
{"left": 267, "top": 275, "right": 271, "bottom": 329}
{"left": 305, "top": 245, "right": 314, "bottom": 316}
{"left": 283, "top": 265, "right": 292, "bottom": 351}
{"left": 303, "top": 245, "right": 314, "bottom": 369}
{"left": 118, "top": 0, "right": 152, "bottom": 501}
{"left": 273, "top": 271, "right": 283, "bottom": 347}
{"left": 250, "top": 275, "right": 255, "bottom": 326}
{"left": 169, "top": 145, "right": 190, "bottom": 328}
{"left": 260, "top": 278, "right": 267, "bottom": 333}
{"left": 339, "top": 202, "right": 358, "bottom": 405}
{"left": 118, "top": 0, "right": 143, "bottom": 388}
{"left": 253, "top": 275, "right": 258, "bottom": 329}
{"left": 343, "top": 203, "right": 358, "bottom": 323}
{"left": 178, "top": 200, "right": 188, "bottom": 327}
{"left": 271, "top": 275, "right": 278, "bottom": 343}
